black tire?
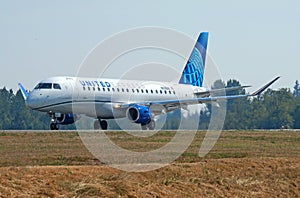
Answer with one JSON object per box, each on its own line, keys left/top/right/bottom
{"left": 50, "top": 123, "right": 55, "bottom": 130}
{"left": 141, "top": 124, "right": 147, "bottom": 130}
{"left": 94, "top": 120, "right": 100, "bottom": 130}
{"left": 50, "top": 123, "right": 59, "bottom": 130}
{"left": 100, "top": 120, "right": 108, "bottom": 130}
{"left": 148, "top": 120, "right": 155, "bottom": 130}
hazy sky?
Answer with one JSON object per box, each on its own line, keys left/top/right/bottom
{"left": 0, "top": 1, "right": 299, "bottom": 92}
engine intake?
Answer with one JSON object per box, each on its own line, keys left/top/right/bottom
{"left": 56, "top": 113, "right": 77, "bottom": 125}
{"left": 126, "top": 105, "right": 152, "bottom": 125}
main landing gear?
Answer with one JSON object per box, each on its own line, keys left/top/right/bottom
{"left": 94, "top": 119, "right": 108, "bottom": 130}
{"left": 141, "top": 120, "right": 155, "bottom": 130}
{"left": 93, "top": 119, "right": 155, "bottom": 130}
{"left": 50, "top": 122, "right": 59, "bottom": 130}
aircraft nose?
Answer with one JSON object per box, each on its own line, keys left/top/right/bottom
{"left": 25, "top": 94, "right": 34, "bottom": 108}
{"left": 25, "top": 91, "right": 40, "bottom": 109}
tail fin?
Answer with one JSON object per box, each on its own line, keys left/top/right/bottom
{"left": 179, "top": 32, "right": 209, "bottom": 87}
{"left": 18, "top": 83, "right": 29, "bottom": 100}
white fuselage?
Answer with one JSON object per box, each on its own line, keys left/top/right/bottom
{"left": 26, "top": 76, "right": 207, "bottom": 119}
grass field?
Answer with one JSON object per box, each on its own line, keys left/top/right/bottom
{"left": 0, "top": 130, "right": 299, "bottom": 166}
{"left": 0, "top": 130, "right": 299, "bottom": 197}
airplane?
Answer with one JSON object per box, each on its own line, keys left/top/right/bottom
{"left": 18, "top": 32, "right": 280, "bottom": 130}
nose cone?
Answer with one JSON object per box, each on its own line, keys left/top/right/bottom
{"left": 25, "top": 91, "right": 41, "bottom": 109}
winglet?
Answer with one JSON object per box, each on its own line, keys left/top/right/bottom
{"left": 251, "top": 76, "right": 280, "bottom": 96}
{"left": 18, "top": 83, "right": 29, "bottom": 100}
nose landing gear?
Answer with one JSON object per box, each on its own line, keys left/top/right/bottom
{"left": 49, "top": 112, "right": 59, "bottom": 130}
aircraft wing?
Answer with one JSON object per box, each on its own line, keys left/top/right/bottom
{"left": 194, "top": 85, "right": 251, "bottom": 98}
{"left": 117, "top": 76, "right": 280, "bottom": 113}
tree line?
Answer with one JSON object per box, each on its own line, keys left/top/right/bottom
{"left": 196, "top": 79, "right": 300, "bottom": 129}
{"left": 0, "top": 88, "right": 49, "bottom": 129}
{"left": 0, "top": 79, "right": 300, "bottom": 130}
{"left": 164, "top": 79, "right": 300, "bottom": 130}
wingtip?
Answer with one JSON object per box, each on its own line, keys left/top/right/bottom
{"left": 252, "top": 76, "right": 281, "bottom": 96}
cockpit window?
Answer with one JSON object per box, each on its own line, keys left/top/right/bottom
{"left": 34, "top": 83, "right": 52, "bottom": 89}
{"left": 53, "top": 83, "right": 61, "bottom": 90}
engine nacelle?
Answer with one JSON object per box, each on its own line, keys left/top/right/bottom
{"left": 126, "top": 105, "right": 152, "bottom": 125}
{"left": 56, "top": 113, "right": 77, "bottom": 125}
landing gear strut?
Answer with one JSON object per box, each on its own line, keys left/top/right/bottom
{"left": 49, "top": 112, "right": 59, "bottom": 130}
{"left": 141, "top": 120, "right": 155, "bottom": 130}
{"left": 94, "top": 119, "right": 108, "bottom": 130}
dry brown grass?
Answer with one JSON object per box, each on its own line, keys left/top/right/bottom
{"left": 0, "top": 158, "right": 299, "bottom": 197}
{"left": 0, "top": 130, "right": 299, "bottom": 197}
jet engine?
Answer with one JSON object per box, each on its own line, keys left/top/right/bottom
{"left": 126, "top": 105, "right": 152, "bottom": 125}
{"left": 56, "top": 113, "right": 77, "bottom": 125}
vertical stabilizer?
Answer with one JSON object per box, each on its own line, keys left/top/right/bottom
{"left": 179, "top": 32, "right": 209, "bottom": 87}
{"left": 18, "top": 83, "right": 29, "bottom": 100}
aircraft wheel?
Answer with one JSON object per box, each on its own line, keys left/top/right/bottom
{"left": 100, "top": 120, "right": 108, "bottom": 130}
{"left": 141, "top": 124, "right": 147, "bottom": 130}
{"left": 50, "top": 123, "right": 55, "bottom": 130}
{"left": 50, "top": 123, "right": 59, "bottom": 130}
{"left": 148, "top": 120, "right": 155, "bottom": 130}
{"left": 141, "top": 120, "right": 155, "bottom": 130}
{"left": 94, "top": 120, "right": 101, "bottom": 130}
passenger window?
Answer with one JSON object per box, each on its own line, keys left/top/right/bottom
{"left": 88, "top": 87, "right": 91, "bottom": 91}
{"left": 112, "top": 88, "right": 115, "bottom": 92}
{"left": 160, "top": 90, "right": 163, "bottom": 94}
{"left": 141, "top": 89, "right": 144, "bottom": 93}
{"left": 169, "top": 90, "right": 171, "bottom": 94}
{"left": 156, "top": 90, "right": 158, "bottom": 94}
{"left": 117, "top": 88, "right": 120, "bottom": 92}
{"left": 164, "top": 90, "right": 167, "bottom": 94}
{"left": 93, "top": 87, "right": 95, "bottom": 91}
{"left": 98, "top": 87, "right": 101, "bottom": 91}
{"left": 126, "top": 88, "right": 129, "bottom": 92}
{"left": 132, "top": 89, "right": 135, "bottom": 93}
{"left": 145, "top": 89, "right": 148, "bottom": 93}
{"left": 103, "top": 88, "right": 105, "bottom": 91}
{"left": 136, "top": 89, "right": 139, "bottom": 93}
{"left": 107, "top": 88, "right": 110, "bottom": 92}
{"left": 83, "top": 87, "right": 86, "bottom": 91}
{"left": 122, "top": 88, "right": 124, "bottom": 92}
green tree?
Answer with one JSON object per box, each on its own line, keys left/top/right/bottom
{"left": 198, "top": 79, "right": 226, "bottom": 130}
{"left": 223, "top": 79, "right": 251, "bottom": 129}
{"left": 0, "top": 88, "right": 13, "bottom": 129}
{"left": 248, "top": 97, "right": 269, "bottom": 129}
{"left": 292, "top": 97, "right": 300, "bottom": 128}
{"left": 260, "top": 88, "right": 295, "bottom": 129}
{"left": 293, "top": 80, "right": 300, "bottom": 97}
{"left": 0, "top": 87, "right": 50, "bottom": 130}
